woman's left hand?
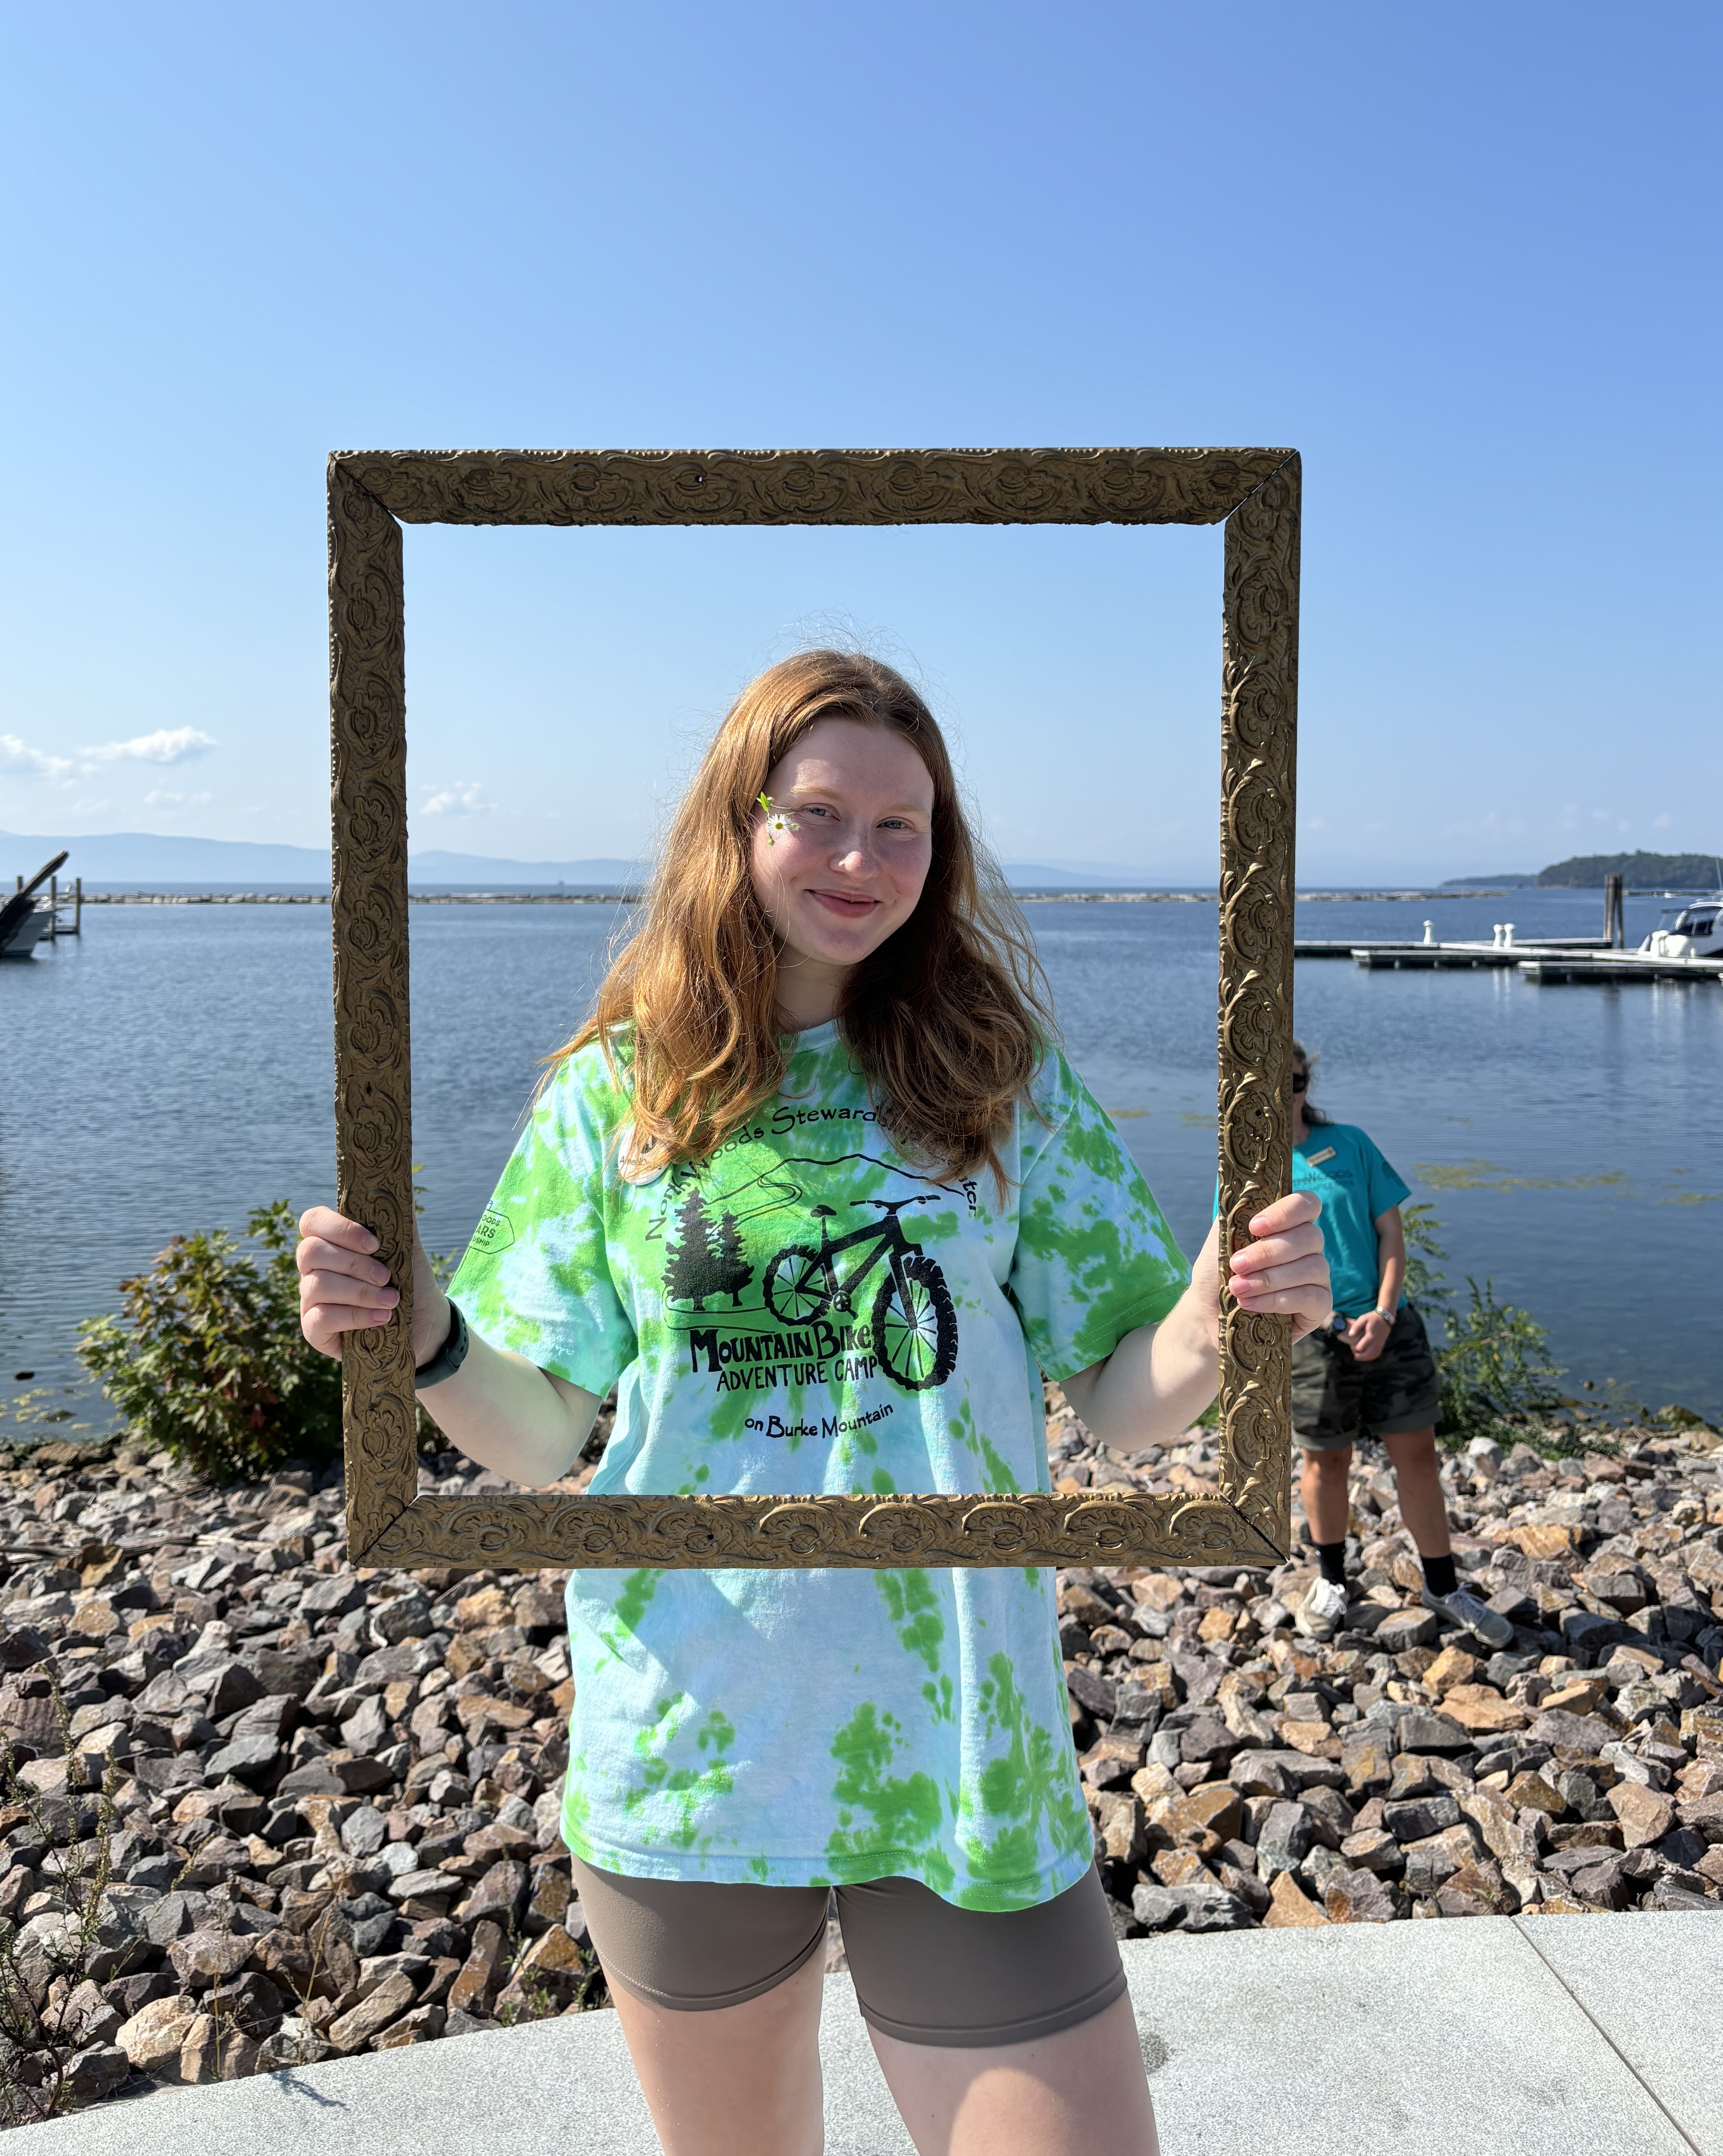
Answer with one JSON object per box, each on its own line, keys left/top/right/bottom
{"left": 1191, "top": 1192, "right": 1333, "bottom": 1344}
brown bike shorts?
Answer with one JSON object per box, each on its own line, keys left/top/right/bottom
{"left": 571, "top": 1857, "right": 1127, "bottom": 2048}
{"left": 1291, "top": 1301, "right": 1442, "bottom": 1451}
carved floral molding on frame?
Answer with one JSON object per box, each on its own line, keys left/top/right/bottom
{"left": 328, "top": 448, "right": 1300, "bottom": 1573}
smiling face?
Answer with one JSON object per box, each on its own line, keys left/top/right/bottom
{"left": 749, "top": 717, "right": 936, "bottom": 1024}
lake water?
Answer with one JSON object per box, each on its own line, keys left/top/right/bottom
{"left": 5, "top": 886, "right": 1720, "bottom": 1432}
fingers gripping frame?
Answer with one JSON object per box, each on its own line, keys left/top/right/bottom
{"left": 328, "top": 447, "right": 1300, "bottom": 1573}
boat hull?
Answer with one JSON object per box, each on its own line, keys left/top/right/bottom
{"left": 0, "top": 906, "right": 50, "bottom": 960}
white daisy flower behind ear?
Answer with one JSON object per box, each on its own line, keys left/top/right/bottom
{"left": 757, "top": 792, "right": 799, "bottom": 845}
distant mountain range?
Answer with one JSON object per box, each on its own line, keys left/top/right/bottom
{"left": 16, "top": 829, "right": 1716, "bottom": 896}
{"left": 1, "top": 830, "right": 1169, "bottom": 892}
{"left": 0, "top": 830, "right": 642, "bottom": 887}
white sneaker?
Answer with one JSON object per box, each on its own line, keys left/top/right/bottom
{"left": 1296, "top": 1576, "right": 1349, "bottom": 1642}
{"left": 1422, "top": 1583, "right": 1514, "bottom": 1650}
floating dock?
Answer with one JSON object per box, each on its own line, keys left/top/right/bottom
{"left": 1293, "top": 936, "right": 1721, "bottom": 984}
{"left": 1297, "top": 937, "right": 1596, "bottom": 968}
{"left": 1518, "top": 952, "right": 1723, "bottom": 984}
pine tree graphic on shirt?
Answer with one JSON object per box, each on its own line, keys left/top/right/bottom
{"left": 664, "top": 1187, "right": 722, "bottom": 1309}
{"left": 665, "top": 1185, "right": 753, "bottom": 1310}
{"left": 710, "top": 1210, "right": 751, "bottom": 1307}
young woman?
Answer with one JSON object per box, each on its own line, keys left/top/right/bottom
{"left": 297, "top": 651, "right": 1332, "bottom": 2156}
{"left": 1285, "top": 1041, "right": 1510, "bottom": 1650}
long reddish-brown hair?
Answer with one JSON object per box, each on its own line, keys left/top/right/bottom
{"left": 555, "top": 650, "right": 1051, "bottom": 1187}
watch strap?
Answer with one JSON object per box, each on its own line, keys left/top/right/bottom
{"left": 414, "top": 1298, "right": 470, "bottom": 1389}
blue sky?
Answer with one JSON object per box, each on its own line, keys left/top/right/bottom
{"left": 2, "top": 2, "right": 1717, "bottom": 883}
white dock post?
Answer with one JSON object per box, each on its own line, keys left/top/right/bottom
{"left": 1423, "top": 920, "right": 1435, "bottom": 945}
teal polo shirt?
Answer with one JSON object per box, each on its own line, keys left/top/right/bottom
{"left": 1293, "top": 1123, "right": 1411, "bottom": 1318}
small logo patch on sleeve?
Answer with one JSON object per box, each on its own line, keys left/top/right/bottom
{"left": 469, "top": 1207, "right": 517, "bottom": 1256}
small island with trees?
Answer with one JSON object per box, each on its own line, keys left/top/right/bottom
{"left": 1444, "top": 849, "right": 1720, "bottom": 891}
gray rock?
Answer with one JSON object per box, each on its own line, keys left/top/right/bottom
{"left": 354, "top": 1637, "right": 447, "bottom": 1689}
{"left": 1228, "top": 1752, "right": 1292, "bottom": 1799}
{"left": 1375, "top": 1608, "right": 1440, "bottom": 1652}
{"left": 1402, "top": 1824, "right": 1481, "bottom": 1896}
{"left": 341, "top": 1696, "right": 392, "bottom": 1755}
{"left": 1531, "top": 1707, "right": 1621, "bottom": 1753}
{"left": 61, "top": 2042, "right": 131, "bottom": 2103}
{"left": 1324, "top": 1867, "right": 1399, "bottom": 1922}
{"left": 176, "top": 1652, "right": 267, "bottom": 1722}
{"left": 388, "top": 1867, "right": 460, "bottom": 1904}
{"left": 1168, "top": 1882, "right": 1253, "bottom": 1932}
{"left": 203, "top": 1728, "right": 283, "bottom": 1785}
{"left": 0, "top": 1625, "right": 51, "bottom": 1672}
{"left": 1111, "top": 1684, "right": 1163, "bottom": 1731}
{"left": 124, "top": 1854, "right": 184, "bottom": 1892}
{"left": 1178, "top": 1713, "right": 1237, "bottom": 1768}
{"left": 1244, "top": 1748, "right": 1348, "bottom": 1791}
{"left": 1064, "top": 1664, "right": 1116, "bottom": 1719}
{"left": 134, "top": 1669, "right": 192, "bottom": 1716}
{"left": 301, "top": 1573, "right": 365, "bottom": 1618}
{"left": 1299, "top": 1844, "right": 1353, "bottom": 1897}
{"left": 1394, "top": 1712, "right": 1472, "bottom": 1755}
{"left": 369, "top": 1592, "right": 433, "bottom": 1647}
{"left": 1560, "top": 1609, "right": 1624, "bottom": 1655}
{"left": 1254, "top": 1801, "right": 1313, "bottom": 1881}
{"left": 1382, "top": 1794, "right": 1462, "bottom": 1842}
{"left": 134, "top": 1751, "right": 207, "bottom": 1796}
{"left": 248, "top": 1650, "right": 323, "bottom": 1698}
{"left": 457, "top": 1858, "right": 529, "bottom": 1929}
{"left": 341, "top": 1804, "right": 390, "bottom": 1858}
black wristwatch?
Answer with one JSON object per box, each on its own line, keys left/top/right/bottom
{"left": 414, "top": 1298, "right": 470, "bottom": 1389}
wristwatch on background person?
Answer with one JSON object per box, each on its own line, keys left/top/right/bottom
{"left": 1371, "top": 1306, "right": 1395, "bottom": 1324}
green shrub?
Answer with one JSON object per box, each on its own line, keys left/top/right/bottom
{"left": 76, "top": 1201, "right": 341, "bottom": 1479}
{"left": 1399, "top": 1201, "right": 1452, "bottom": 1316}
{"left": 1399, "top": 1204, "right": 1565, "bottom": 1443}
{"left": 1435, "top": 1274, "right": 1566, "bottom": 1440}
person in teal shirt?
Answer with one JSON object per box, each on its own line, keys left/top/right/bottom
{"left": 1287, "top": 1041, "right": 1511, "bottom": 1650}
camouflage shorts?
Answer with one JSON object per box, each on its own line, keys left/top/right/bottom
{"left": 1290, "top": 1302, "right": 1440, "bottom": 1451}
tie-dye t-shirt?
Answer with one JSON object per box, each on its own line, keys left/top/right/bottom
{"left": 448, "top": 1022, "right": 1188, "bottom": 1911}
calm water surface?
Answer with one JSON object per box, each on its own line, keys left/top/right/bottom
{"left": 5, "top": 888, "right": 1719, "bottom": 1429}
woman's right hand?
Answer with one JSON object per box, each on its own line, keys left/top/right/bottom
{"left": 296, "top": 1207, "right": 447, "bottom": 1364}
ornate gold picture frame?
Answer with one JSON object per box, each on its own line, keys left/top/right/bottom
{"left": 329, "top": 447, "right": 1300, "bottom": 1574}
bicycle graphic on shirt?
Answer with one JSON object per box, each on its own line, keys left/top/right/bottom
{"left": 761, "top": 1197, "right": 958, "bottom": 1392}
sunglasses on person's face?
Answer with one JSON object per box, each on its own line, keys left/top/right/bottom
{"left": 1291, "top": 1071, "right": 1309, "bottom": 1093}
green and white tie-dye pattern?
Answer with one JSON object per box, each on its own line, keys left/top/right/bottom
{"left": 449, "top": 1022, "right": 1188, "bottom": 1911}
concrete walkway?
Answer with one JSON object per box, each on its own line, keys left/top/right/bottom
{"left": 20, "top": 1910, "right": 1722, "bottom": 2156}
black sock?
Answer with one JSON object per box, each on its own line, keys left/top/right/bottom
{"left": 1422, "top": 1553, "right": 1459, "bottom": 1599}
{"left": 1312, "top": 1538, "right": 1348, "bottom": 1588}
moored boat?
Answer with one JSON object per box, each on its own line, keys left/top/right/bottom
{"left": 0, "top": 851, "right": 69, "bottom": 960}
{"left": 1639, "top": 895, "right": 1723, "bottom": 961}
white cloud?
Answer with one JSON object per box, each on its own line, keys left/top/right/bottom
{"left": 79, "top": 726, "right": 217, "bottom": 767}
{"left": 1, "top": 733, "right": 73, "bottom": 782}
{"left": 420, "top": 781, "right": 495, "bottom": 816}
{"left": 1654, "top": 813, "right": 1673, "bottom": 829}
{"left": 71, "top": 797, "right": 111, "bottom": 815}
{"left": 143, "top": 788, "right": 213, "bottom": 808}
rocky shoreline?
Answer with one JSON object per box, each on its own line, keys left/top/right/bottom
{"left": 1, "top": 1398, "right": 1719, "bottom": 2118}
